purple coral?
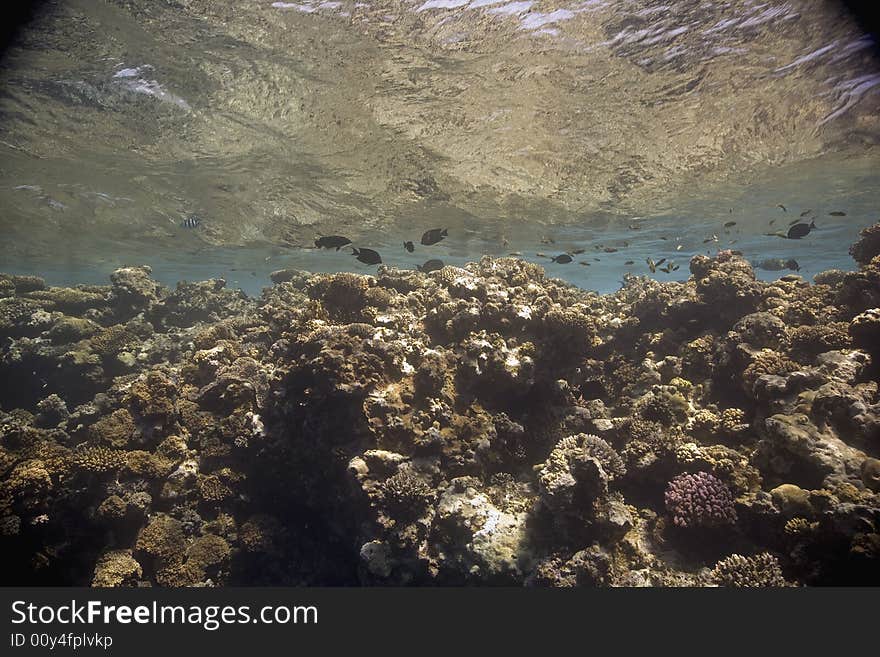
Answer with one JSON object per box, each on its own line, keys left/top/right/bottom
{"left": 664, "top": 472, "right": 737, "bottom": 528}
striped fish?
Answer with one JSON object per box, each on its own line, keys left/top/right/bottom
{"left": 180, "top": 215, "right": 202, "bottom": 229}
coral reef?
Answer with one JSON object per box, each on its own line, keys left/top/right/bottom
{"left": 665, "top": 472, "right": 737, "bottom": 528}
{"left": 2, "top": 224, "right": 880, "bottom": 587}
{"left": 710, "top": 553, "right": 789, "bottom": 587}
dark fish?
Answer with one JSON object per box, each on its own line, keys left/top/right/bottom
{"left": 404, "top": 241, "right": 414, "bottom": 252}
{"left": 670, "top": 263, "right": 680, "bottom": 271}
{"left": 759, "top": 258, "right": 800, "bottom": 271}
{"left": 769, "top": 219, "right": 776, "bottom": 225}
{"left": 724, "top": 221, "right": 736, "bottom": 228}
{"left": 777, "top": 204, "right": 787, "bottom": 212}
{"left": 180, "top": 215, "right": 201, "bottom": 229}
{"left": 420, "top": 228, "right": 448, "bottom": 246}
{"left": 703, "top": 235, "right": 718, "bottom": 243}
{"left": 570, "top": 248, "right": 586, "bottom": 254}
{"left": 417, "top": 259, "right": 444, "bottom": 273}
{"left": 352, "top": 247, "right": 382, "bottom": 264}
{"left": 603, "top": 247, "right": 618, "bottom": 253}
{"left": 624, "top": 260, "right": 634, "bottom": 265}
{"left": 646, "top": 257, "right": 666, "bottom": 273}
{"left": 829, "top": 211, "right": 846, "bottom": 216}
{"left": 551, "top": 254, "right": 573, "bottom": 264}
{"left": 660, "top": 265, "right": 671, "bottom": 273}
{"left": 579, "top": 261, "right": 591, "bottom": 266}
{"left": 315, "top": 235, "right": 352, "bottom": 250}
{"left": 800, "top": 209, "right": 813, "bottom": 217}
{"left": 787, "top": 220, "right": 815, "bottom": 239}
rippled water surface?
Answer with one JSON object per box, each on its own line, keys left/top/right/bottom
{"left": 0, "top": 0, "right": 878, "bottom": 292}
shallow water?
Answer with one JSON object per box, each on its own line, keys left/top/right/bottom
{"left": 3, "top": 1, "right": 880, "bottom": 590}
{"left": 1, "top": 0, "right": 879, "bottom": 290}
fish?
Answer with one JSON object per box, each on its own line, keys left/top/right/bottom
{"left": 603, "top": 247, "right": 618, "bottom": 253}
{"left": 777, "top": 204, "right": 787, "bottom": 212}
{"left": 551, "top": 254, "right": 573, "bottom": 264}
{"left": 536, "top": 252, "right": 547, "bottom": 258}
{"left": 180, "top": 215, "right": 201, "bottom": 229}
{"left": 769, "top": 219, "right": 776, "bottom": 225}
{"left": 800, "top": 209, "right": 813, "bottom": 217}
{"left": 628, "top": 224, "right": 641, "bottom": 230}
{"left": 579, "top": 261, "right": 591, "bottom": 266}
{"left": 787, "top": 220, "right": 816, "bottom": 239}
{"left": 703, "top": 235, "right": 718, "bottom": 244}
{"left": 540, "top": 236, "right": 556, "bottom": 245}
{"left": 351, "top": 247, "right": 382, "bottom": 264}
{"left": 756, "top": 258, "right": 800, "bottom": 272}
{"left": 624, "top": 260, "right": 635, "bottom": 265}
{"left": 660, "top": 265, "right": 671, "bottom": 273}
{"left": 315, "top": 235, "right": 352, "bottom": 250}
{"left": 646, "top": 257, "right": 666, "bottom": 273}
{"left": 829, "top": 211, "right": 846, "bottom": 216}
{"left": 676, "top": 244, "right": 684, "bottom": 251}
{"left": 570, "top": 248, "right": 586, "bottom": 255}
{"left": 724, "top": 221, "right": 736, "bottom": 228}
{"left": 420, "top": 228, "right": 448, "bottom": 246}
{"left": 417, "top": 259, "right": 444, "bottom": 273}
{"left": 404, "top": 241, "right": 414, "bottom": 252}
{"left": 508, "top": 251, "right": 522, "bottom": 256}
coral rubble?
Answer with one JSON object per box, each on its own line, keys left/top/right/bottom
{"left": 2, "top": 225, "right": 880, "bottom": 587}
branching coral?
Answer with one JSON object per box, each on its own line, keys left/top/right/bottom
{"left": 710, "top": 553, "right": 788, "bottom": 587}
{"left": 664, "top": 472, "right": 737, "bottom": 528}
